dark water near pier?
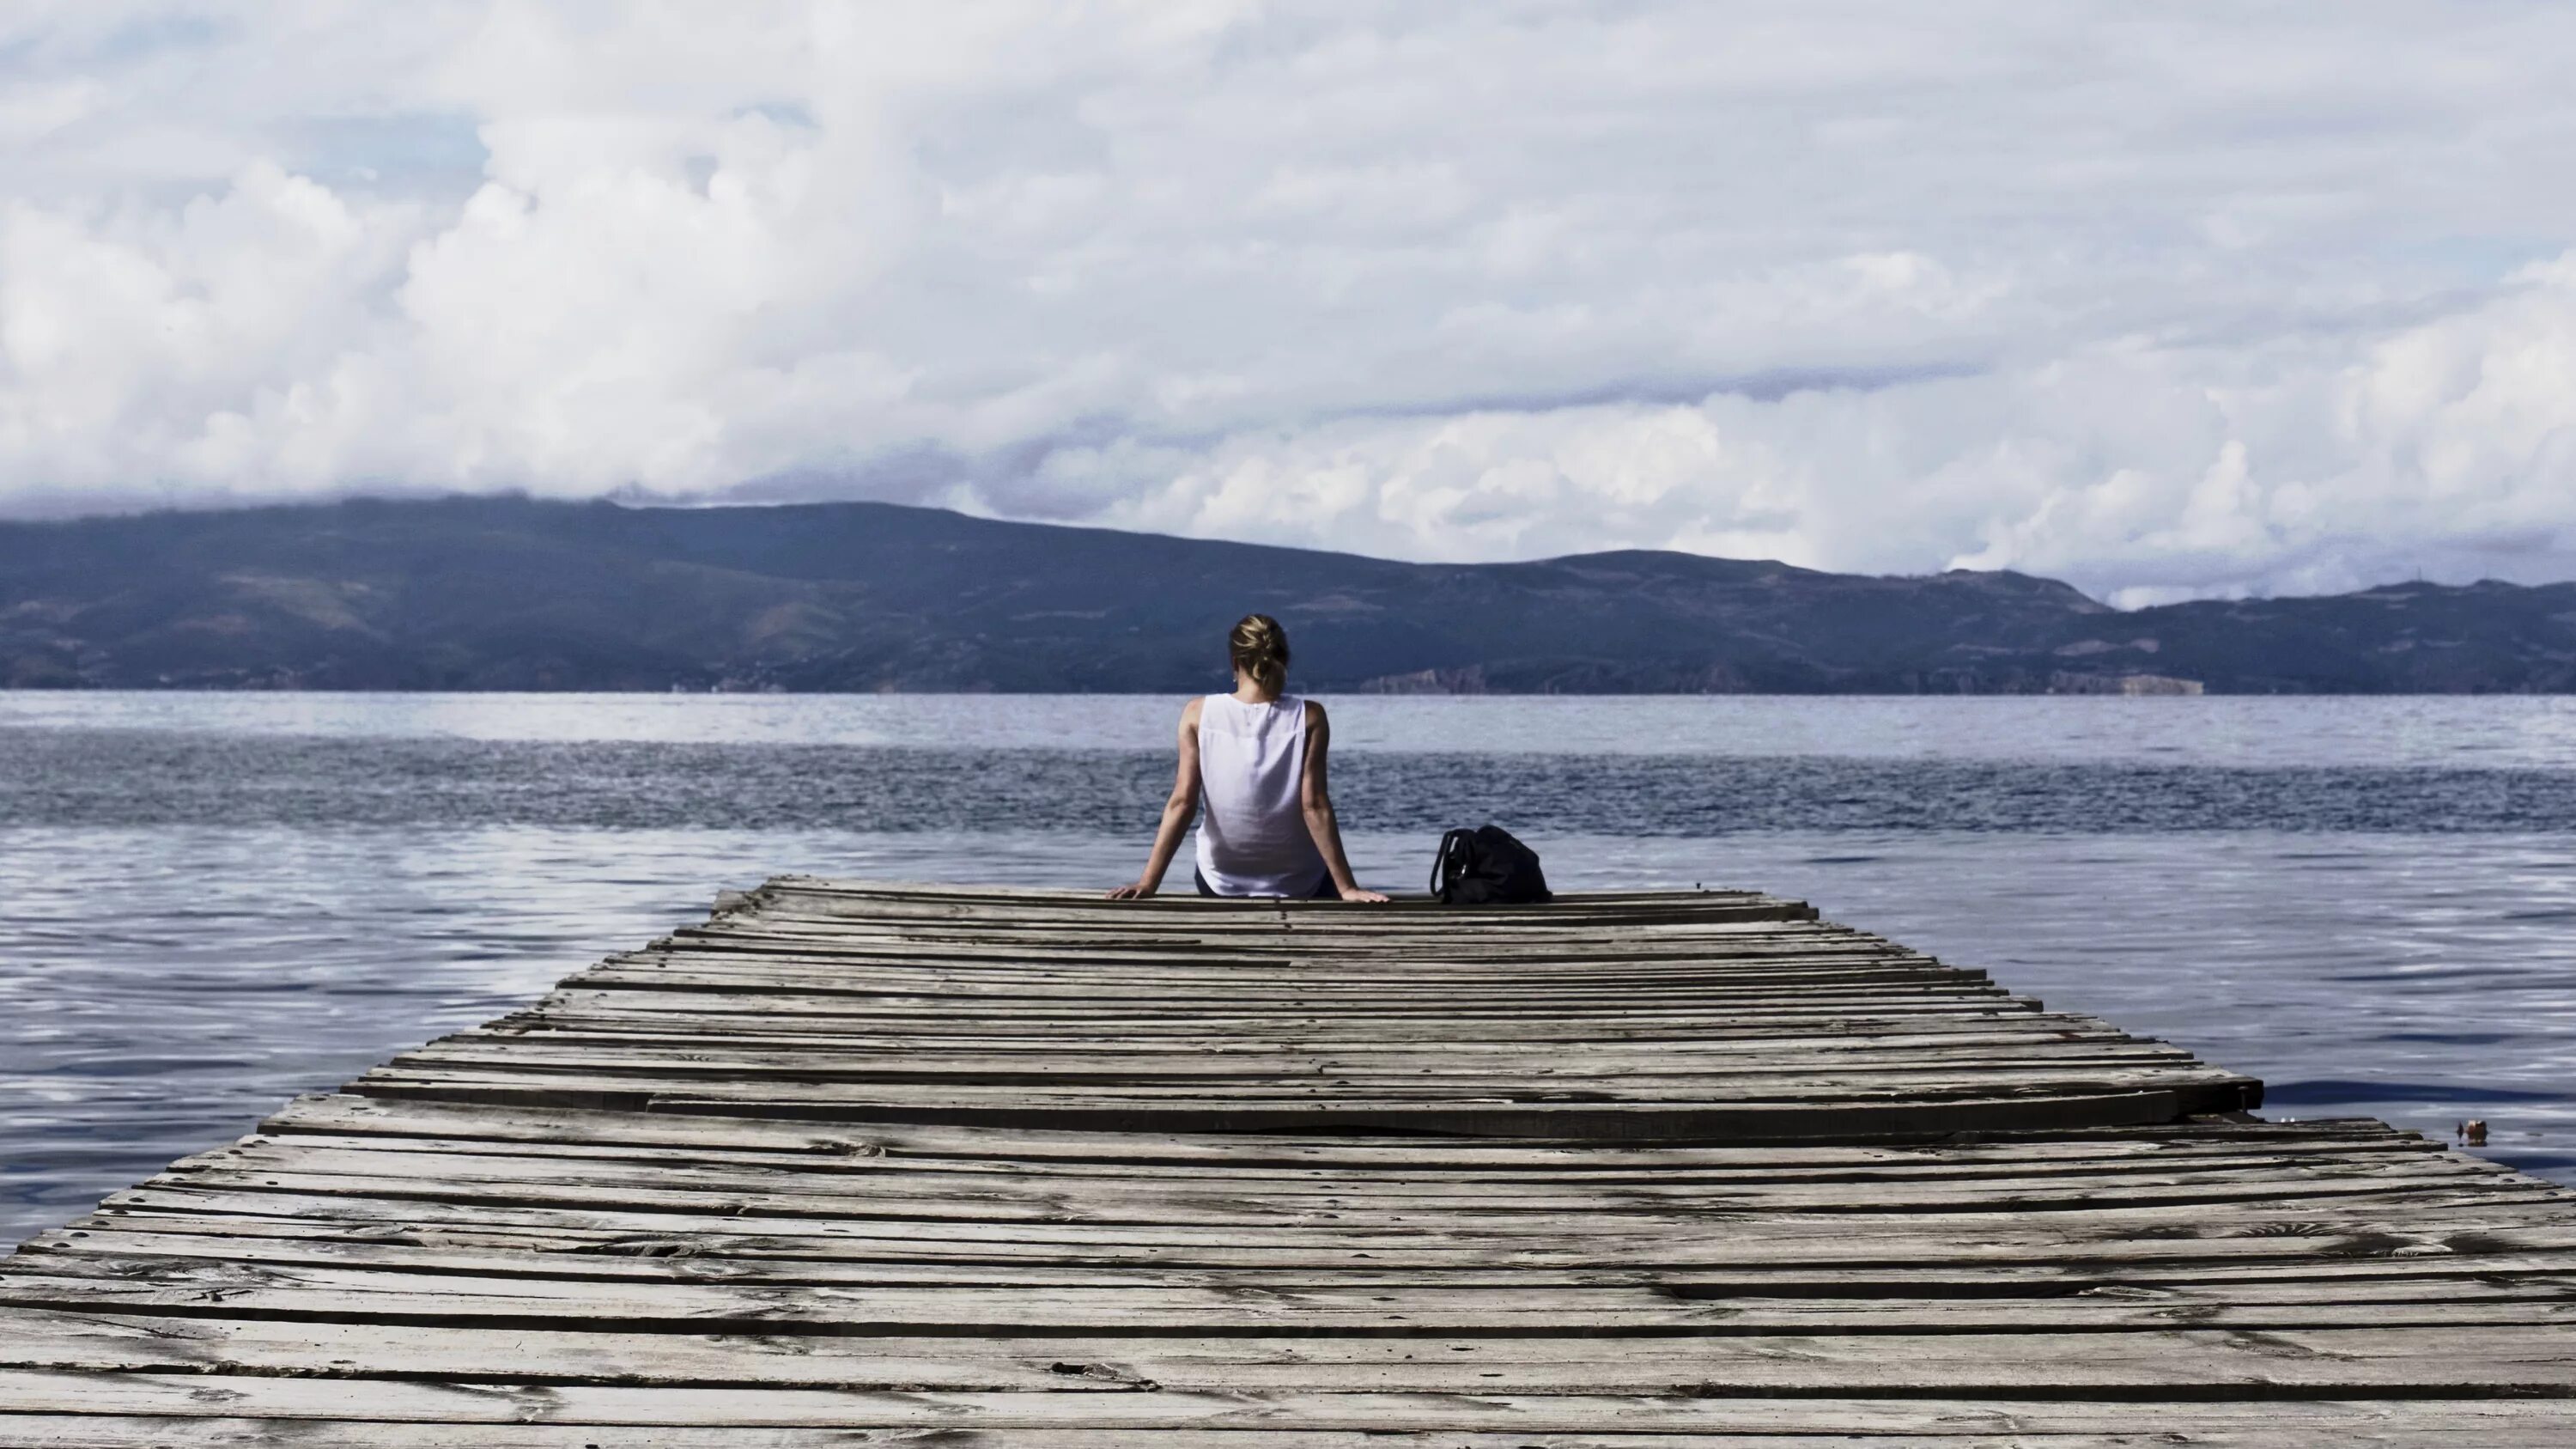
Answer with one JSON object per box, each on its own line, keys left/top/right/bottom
{"left": 5, "top": 693, "right": 2576, "bottom": 1246}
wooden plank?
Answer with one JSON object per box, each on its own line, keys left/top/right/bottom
{"left": 398, "top": 1038, "right": 2208, "bottom": 1072}
{"left": 255, "top": 1093, "right": 2409, "bottom": 1164}
{"left": 126, "top": 1153, "right": 2525, "bottom": 1222}
{"left": 13, "top": 1424, "right": 2576, "bottom": 1449}
{"left": 10, "top": 1265, "right": 2576, "bottom": 1334}
{"left": 38, "top": 1224, "right": 2576, "bottom": 1291}
{"left": 10, "top": 1373, "right": 2576, "bottom": 1432}
{"left": 180, "top": 1132, "right": 2477, "bottom": 1187}
{"left": 7, "top": 1312, "right": 2576, "bottom": 1395}
{"left": 343, "top": 1080, "right": 2257, "bottom": 1142}
{"left": 9, "top": 1422, "right": 2576, "bottom": 1449}
{"left": 524, "top": 986, "right": 2058, "bottom": 1024}
{"left": 88, "top": 1196, "right": 2576, "bottom": 1271}
{"left": 52, "top": 1199, "right": 2576, "bottom": 1263}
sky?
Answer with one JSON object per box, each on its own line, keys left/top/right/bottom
{"left": 4, "top": 3, "right": 2576, "bottom": 605}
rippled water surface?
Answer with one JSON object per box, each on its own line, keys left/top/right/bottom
{"left": 6, "top": 692, "right": 2576, "bottom": 1246}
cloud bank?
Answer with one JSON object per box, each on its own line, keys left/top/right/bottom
{"left": 5, "top": 2, "right": 2576, "bottom": 602}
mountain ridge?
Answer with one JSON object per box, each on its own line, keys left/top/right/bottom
{"left": 3, "top": 495, "right": 2572, "bottom": 693}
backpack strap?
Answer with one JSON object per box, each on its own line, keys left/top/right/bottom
{"left": 1430, "top": 828, "right": 1473, "bottom": 901}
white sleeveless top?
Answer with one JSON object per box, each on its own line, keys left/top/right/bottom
{"left": 1194, "top": 693, "right": 1328, "bottom": 898}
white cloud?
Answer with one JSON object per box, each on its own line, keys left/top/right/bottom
{"left": 3, "top": 2, "right": 2576, "bottom": 600}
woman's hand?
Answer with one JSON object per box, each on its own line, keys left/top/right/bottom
{"left": 1106, "top": 881, "right": 1157, "bottom": 900}
{"left": 1337, "top": 886, "right": 1391, "bottom": 903}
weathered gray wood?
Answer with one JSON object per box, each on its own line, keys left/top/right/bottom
{"left": 123, "top": 1155, "right": 2528, "bottom": 1225}
{"left": 9, "top": 1421, "right": 2576, "bottom": 1449}
{"left": 5, "top": 881, "right": 2573, "bottom": 1441}
{"left": 65, "top": 1195, "right": 2576, "bottom": 1272}
{"left": 13, "top": 1257, "right": 2576, "bottom": 1334}
{"left": 255, "top": 1091, "right": 2405, "bottom": 1162}
{"left": 178, "top": 1132, "right": 2480, "bottom": 1189}
{"left": 37, "top": 1224, "right": 2576, "bottom": 1294}
{"left": 5, "top": 1312, "right": 2576, "bottom": 1394}
{"left": 341, "top": 1080, "right": 2259, "bottom": 1141}
{"left": 13, "top": 1372, "right": 2576, "bottom": 1433}
{"left": 15, "top": 1424, "right": 2576, "bottom": 1449}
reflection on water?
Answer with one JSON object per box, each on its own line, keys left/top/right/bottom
{"left": 4, "top": 691, "right": 2576, "bottom": 1248}
{"left": 7, "top": 691, "right": 2576, "bottom": 766}
{"left": 10, "top": 734, "right": 2576, "bottom": 833}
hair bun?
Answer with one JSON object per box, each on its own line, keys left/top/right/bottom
{"left": 1228, "top": 613, "right": 1291, "bottom": 691}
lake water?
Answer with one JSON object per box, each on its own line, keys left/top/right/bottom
{"left": 5, "top": 692, "right": 2576, "bottom": 1248}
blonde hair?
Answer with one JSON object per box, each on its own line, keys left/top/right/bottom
{"left": 1229, "top": 613, "right": 1290, "bottom": 692}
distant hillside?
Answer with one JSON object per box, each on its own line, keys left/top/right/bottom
{"left": 3, "top": 496, "right": 2573, "bottom": 692}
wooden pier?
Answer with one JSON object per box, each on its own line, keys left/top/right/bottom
{"left": 3, "top": 880, "right": 2574, "bottom": 1444}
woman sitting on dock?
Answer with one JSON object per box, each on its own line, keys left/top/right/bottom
{"left": 1109, "top": 614, "right": 1389, "bottom": 903}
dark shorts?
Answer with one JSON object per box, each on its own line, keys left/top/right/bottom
{"left": 1195, "top": 868, "right": 1337, "bottom": 900}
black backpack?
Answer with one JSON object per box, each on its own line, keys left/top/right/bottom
{"left": 1429, "top": 825, "right": 1552, "bottom": 905}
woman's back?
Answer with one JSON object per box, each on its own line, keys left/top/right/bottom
{"left": 1194, "top": 692, "right": 1327, "bottom": 897}
{"left": 1107, "top": 612, "right": 1384, "bottom": 904}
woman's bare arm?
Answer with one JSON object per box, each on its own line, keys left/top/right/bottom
{"left": 1299, "top": 702, "right": 1388, "bottom": 903}
{"left": 1108, "top": 699, "right": 1204, "bottom": 898}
